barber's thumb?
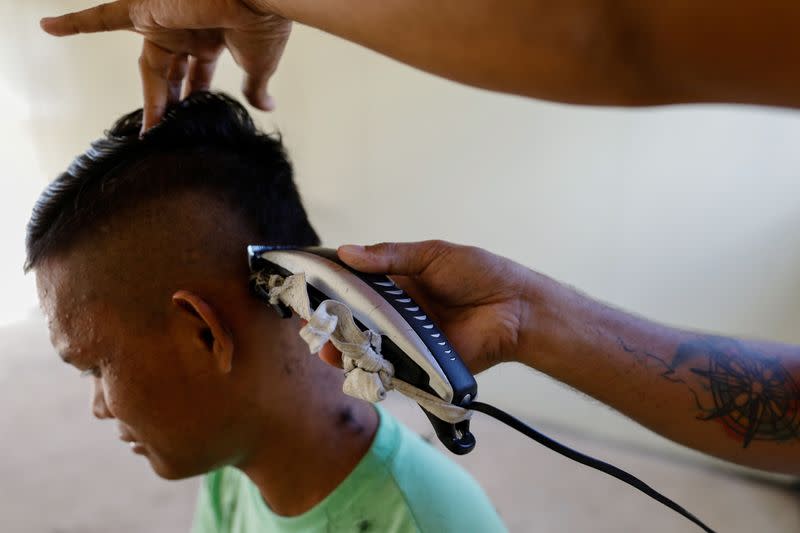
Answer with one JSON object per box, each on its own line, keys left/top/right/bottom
{"left": 338, "top": 243, "right": 402, "bottom": 273}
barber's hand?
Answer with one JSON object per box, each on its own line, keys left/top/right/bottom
{"left": 41, "top": 0, "right": 288, "bottom": 132}
{"left": 321, "top": 241, "right": 538, "bottom": 375}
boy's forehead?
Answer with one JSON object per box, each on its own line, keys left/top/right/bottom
{"left": 39, "top": 293, "right": 123, "bottom": 371}
{"left": 36, "top": 257, "right": 111, "bottom": 338}
{"left": 36, "top": 255, "right": 95, "bottom": 307}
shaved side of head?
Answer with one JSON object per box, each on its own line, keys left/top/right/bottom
{"left": 45, "top": 188, "right": 260, "bottom": 331}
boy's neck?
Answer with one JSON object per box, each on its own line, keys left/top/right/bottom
{"left": 238, "top": 395, "right": 379, "bottom": 516}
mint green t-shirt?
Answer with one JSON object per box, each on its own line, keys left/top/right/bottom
{"left": 192, "top": 406, "right": 506, "bottom": 533}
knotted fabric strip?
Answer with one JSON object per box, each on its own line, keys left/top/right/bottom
{"left": 251, "top": 271, "right": 470, "bottom": 423}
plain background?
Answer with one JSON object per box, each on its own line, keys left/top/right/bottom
{"left": 2, "top": 1, "right": 799, "bottom": 531}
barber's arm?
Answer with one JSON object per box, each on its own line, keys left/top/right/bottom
{"left": 335, "top": 241, "right": 800, "bottom": 476}
{"left": 41, "top": 1, "right": 800, "bottom": 130}
{"left": 265, "top": 0, "right": 800, "bottom": 109}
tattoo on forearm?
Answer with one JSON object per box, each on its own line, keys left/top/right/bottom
{"left": 618, "top": 336, "right": 800, "bottom": 447}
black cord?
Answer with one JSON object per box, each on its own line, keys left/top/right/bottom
{"left": 468, "top": 401, "right": 716, "bottom": 533}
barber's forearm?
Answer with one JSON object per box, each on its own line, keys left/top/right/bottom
{"left": 259, "top": 1, "right": 800, "bottom": 109}
{"left": 623, "top": 2, "right": 800, "bottom": 108}
{"left": 522, "top": 275, "right": 800, "bottom": 475}
{"left": 259, "top": 0, "right": 658, "bottom": 106}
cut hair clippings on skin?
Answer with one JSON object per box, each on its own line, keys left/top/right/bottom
{"left": 249, "top": 246, "right": 716, "bottom": 533}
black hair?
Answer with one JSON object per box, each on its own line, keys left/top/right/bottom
{"left": 25, "top": 91, "right": 319, "bottom": 271}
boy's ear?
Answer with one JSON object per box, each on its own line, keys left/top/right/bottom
{"left": 171, "top": 289, "right": 234, "bottom": 373}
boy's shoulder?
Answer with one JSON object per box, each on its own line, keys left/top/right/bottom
{"left": 377, "top": 408, "right": 506, "bottom": 532}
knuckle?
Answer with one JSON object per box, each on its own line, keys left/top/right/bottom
{"left": 68, "top": 15, "right": 81, "bottom": 35}
{"left": 421, "top": 240, "right": 452, "bottom": 266}
{"left": 425, "top": 239, "right": 452, "bottom": 252}
{"left": 365, "top": 242, "right": 399, "bottom": 269}
{"left": 364, "top": 241, "right": 398, "bottom": 260}
{"left": 365, "top": 242, "right": 392, "bottom": 254}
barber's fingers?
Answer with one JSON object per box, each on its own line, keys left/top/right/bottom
{"left": 139, "top": 39, "right": 175, "bottom": 133}
{"left": 167, "top": 54, "right": 189, "bottom": 107}
{"left": 41, "top": 1, "right": 132, "bottom": 37}
{"left": 182, "top": 54, "right": 220, "bottom": 99}
{"left": 242, "top": 71, "right": 275, "bottom": 111}
{"left": 319, "top": 342, "right": 344, "bottom": 369}
{"left": 338, "top": 241, "right": 454, "bottom": 276}
{"left": 226, "top": 21, "right": 290, "bottom": 111}
{"left": 227, "top": 33, "right": 282, "bottom": 111}
{"left": 299, "top": 319, "right": 342, "bottom": 369}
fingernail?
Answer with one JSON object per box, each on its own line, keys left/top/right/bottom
{"left": 339, "top": 244, "right": 366, "bottom": 255}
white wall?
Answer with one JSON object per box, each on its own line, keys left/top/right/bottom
{"left": 3, "top": 2, "right": 800, "bottom": 461}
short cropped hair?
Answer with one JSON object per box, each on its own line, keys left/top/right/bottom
{"left": 25, "top": 91, "right": 319, "bottom": 271}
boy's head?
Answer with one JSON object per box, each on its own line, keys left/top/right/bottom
{"left": 26, "top": 92, "right": 324, "bottom": 480}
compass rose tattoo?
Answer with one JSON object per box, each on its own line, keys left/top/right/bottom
{"left": 621, "top": 336, "right": 800, "bottom": 447}
{"left": 679, "top": 338, "right": 800, "bottom": 447}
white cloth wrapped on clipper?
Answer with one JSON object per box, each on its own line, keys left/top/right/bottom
{"left": 254, "top": 272, "right": 471, "bottom": 424}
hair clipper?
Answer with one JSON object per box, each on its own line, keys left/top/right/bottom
{"left": 247, "top": 245, "right": 477, "bottom": 454}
